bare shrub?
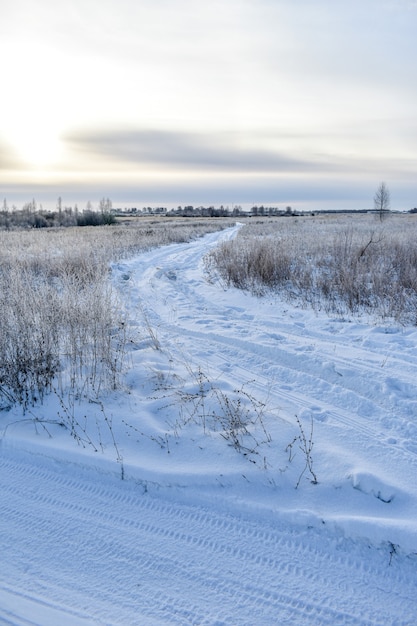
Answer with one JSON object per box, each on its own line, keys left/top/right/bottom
{"left": 286, "top": 415, "right": 318, "bottom": 488}
{"left": 151, "top": 366, "right": 271, "bottom": 464}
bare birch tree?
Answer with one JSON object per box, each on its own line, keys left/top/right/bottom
{"left": 374, "top": 182, "right": 390, "bottom": 221}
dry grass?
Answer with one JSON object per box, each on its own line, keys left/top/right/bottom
{"left": 205, "top": 213, "right": 417, "bottom": 324}
{"left": 0, "top": 218, "right": 233, "bottom": 410}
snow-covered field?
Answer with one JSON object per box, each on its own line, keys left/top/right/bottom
{"left": 1, "top": 224, "right": 417, "bottom": 625}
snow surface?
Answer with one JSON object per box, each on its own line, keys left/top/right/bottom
{"left": 1, "top": 224, "right": 417, "bottom": 625}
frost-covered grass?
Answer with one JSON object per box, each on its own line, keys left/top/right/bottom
{"left": 0, "top": 218, "right": 233, "bottom": 410}
{"left": 205, "top": 213, "right": 417, "bottom": 324}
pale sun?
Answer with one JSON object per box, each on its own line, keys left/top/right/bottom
{"left": 11, "top": 125, "right": 63, "bottom": 169}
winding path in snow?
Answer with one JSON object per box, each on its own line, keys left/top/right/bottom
{"left": 2, "top": 225, "right": 417, "bottom": 624}
{"left": 126, "top": 226, "right": 417, "bottom": 477}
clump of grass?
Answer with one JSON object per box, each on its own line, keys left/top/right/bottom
{"left": 0, "top": 266, "right": 61, "bottom": 409}
{"left": 205, "top": 237, "right": 292, "bottom": 294}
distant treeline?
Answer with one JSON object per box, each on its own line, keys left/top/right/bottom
{"left": 114, "top": 205, "right": 295, "bottom": 218}
{"left": 0, "top": 198, "right": 116, "bottom": 230}
{"left": 3, "top": 198, "right": 413, "bottom": 230}
{"left": 0, "top": 200, "right": 295, "bottom": 229}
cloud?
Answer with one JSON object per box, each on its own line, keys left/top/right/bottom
{"left": 66, "top": 128, "right": 337, "bottom": 175}
{"left": 66, "top": 124, "right": 417, "bottom": 182}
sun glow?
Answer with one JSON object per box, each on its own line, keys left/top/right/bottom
{"left": 8, "top": 124, "right": 63, "bottom": 170}
{"left": 2, "top": 42, "right": 67, "bottom": 170}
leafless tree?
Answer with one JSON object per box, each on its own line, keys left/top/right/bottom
{"left": 374, "top": 182, "right": 390, "bottom": 221}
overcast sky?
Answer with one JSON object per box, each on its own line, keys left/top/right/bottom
{"left": 1, "top": 0, "right": 416, "bottom": 210}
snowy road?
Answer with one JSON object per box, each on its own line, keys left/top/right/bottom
{"left": 1, "top": 447, "right": 417, "bottom": 626}
{"left": 1, "top": 225, "right": 417, "bottom": 624}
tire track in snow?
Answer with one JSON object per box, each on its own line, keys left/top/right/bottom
{"left": 155, "top": 277, "right": 416, "bottom": 426}
{"left": 1, "top": 451, "right": 416, "bottom": 625}
{"left": 166, "top": 326, "right": 417, "bottom": 454}
{"left": 144, "top": 308, "right": 417, "bottom": 470}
